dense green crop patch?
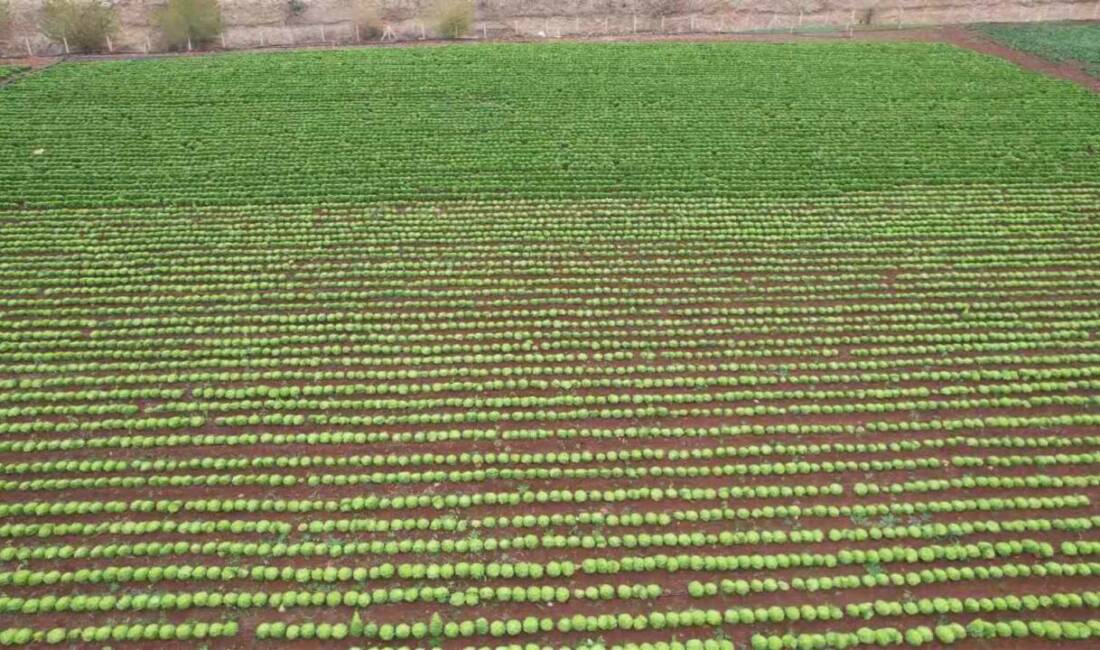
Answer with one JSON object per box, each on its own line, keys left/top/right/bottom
{"left": 1, "top": 42, "right": 1099, "bottom": 208}
{"left": 1, "top": 41, "right": 1100, "bottom": 648}
{"left": 0, "top": 66, "right": 28, "bottom": 82}
{"left": 977, "top": 22, "right": 1100, "bottom": 77}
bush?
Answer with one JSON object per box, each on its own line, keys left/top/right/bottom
{"left": 430, "top": 0, "right": 471, "bottom": 39}
{"left": 40, "top": 0, "right": 116, "bottom": 52}
{"left": 154, "top": 0, "right": 222, "bottom": 50}
{"left": 351, "top": 0, "right": 383, "bottom": 39}
{"left": 286, "top": 0, "right": 305, "bottom": 21}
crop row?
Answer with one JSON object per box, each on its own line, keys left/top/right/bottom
{"left": 0, "top": 621, "right": 238, "bottom": 646}
{"left": 3, "top": 508, "right": 1096, "bottom": 543}
{"left": 4, "top": 486, "right": 1093, "bottom": 518}
{"left": 10, "top": 568, "right": 1100, "bottom": 617}
{"left": 0, "top": 536, "right": 1067, "bottom": 563}
{"left": 749, "top": 618, "right": 1100, "bottom": 649}
{"left": 253, "top": 589, "right": 1100, "bottom": 641}
{"left": 7, "top": 445, "right": 1099, "bottom": 475}
{"left": 5, "top": 419, "right": 1100, "bottom": 453}
{"left": 6, "top": 553, "right": 1098, "bottom": 590}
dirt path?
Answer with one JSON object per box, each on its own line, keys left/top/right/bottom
{"left": 0, "top": 55, "right": 55, "bottom": 70}
{"left": 4, "top": 25, "right": 1099, "bottom": 93}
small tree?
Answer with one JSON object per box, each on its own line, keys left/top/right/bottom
{"left": 154, "top": 0, "right": 222, "bottom": 50}
{"left": 430, "top": 0, "right": 472, "bottom": 39}
{"left": 855, "top": 0, "right": 881, "bottom": 25}
{"left": 286, "top": 0, "right": 306, "bottom": 22}
{"left": 351, "top": 0, "right": 383, "bottom": 39}
{"left": 40, "top": 0, "right": 116, "bottom": 52}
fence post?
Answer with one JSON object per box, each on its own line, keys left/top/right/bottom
{"left": 321, "top": 24, "right": 326, "bottom": 42}
{"left": 633, "top": 14, "right": 636, "bottom": 33}
{"left": 106, "top": 35, "right": 113, "bottom": 52}
{"left": 221, "top": 32, "right": 226, "bottom": 48}
{"left": 145, "top": 35, "right": 151, "bottom": 53}
{"left": 187, "top": 35, "right": 192, "bottom": 51}
{"left": 355, "top": 24, "right": 360, "bottom": 41}
{"left": 62, "top": 36, "right": 70, "bottom": 54}
{"left": 26, "top": 37, "right": 33, "bottom": 56}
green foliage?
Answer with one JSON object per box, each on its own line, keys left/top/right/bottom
{"left": 39, "top": 0, "right": 116, "bottom": 52}
{"left": 0, "top": 65, "right": 28, "bottom": 81}
{"left": 154, "top": 0, "right": 222, "bottom": 50}
{"left": 977, "top": 22, "right": 1100, "bottom": 78}
{"left": 286, "top": 0, "right": 306, "bottom": 20}
{"left": 1, "top": 43, "right": 1099, "bottom": 208}
{"left": 0, "top": 41, "right": 1099, "bottom": 650}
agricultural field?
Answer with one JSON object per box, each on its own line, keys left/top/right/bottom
{"left": 0, "top": 65, "right": 27, "bottom": 82}
{"left": 0, "top": 41, "right": 1099, "bottom": 648}
{"left": 976, "top": 22, "right": 1100, "bottom": 77}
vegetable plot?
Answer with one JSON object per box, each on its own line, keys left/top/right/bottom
{"left": 976, "top": 22, "right": 1100, "bottom": 78}
{"left": 0, "top": 41, "right": 1099, "bottom": 648}
{"left": 0, "top": 66, "right": 27, "bottom": 82}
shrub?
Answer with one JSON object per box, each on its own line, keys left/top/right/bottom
{"left": 430, "top": 0, "right": 471, "bottom": 39}
{"left": 40, "top": 0, "right": 116, "bottom": 52}
{"left": 351, "top": 0, "right": 383, "bottom": 39}
{"left": 154, "top": 0, "right": 222, "bottom": 50}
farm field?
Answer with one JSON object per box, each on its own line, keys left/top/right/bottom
{"left": 976, "top": 22, "right": 1100, "bottom": 78}
{"left": 1, "top": 42, "right": 1100, "bottom": 648}
{"left": 0, "top": 66, "right": 27, "bottom": 82}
